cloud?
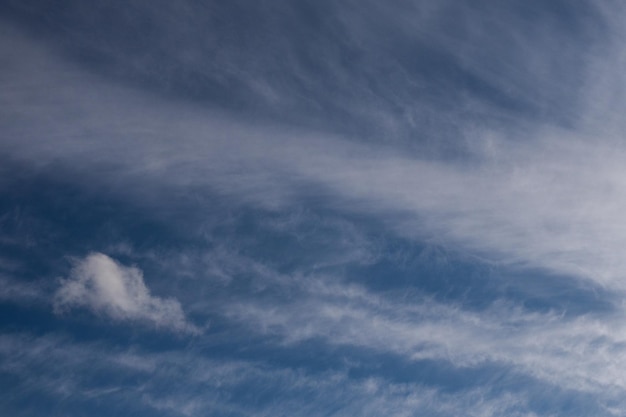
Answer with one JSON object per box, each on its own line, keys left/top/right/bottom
{"left": 0, "top": 332, "right": 548, "bottom": 417}
{"left": 3, "top": 12, "right": 626, "bottom": 293}
{"left": 0, "top": 275, "right": 44, "bottom": 304}
{"left": 224, "top": 276, "right": 626, "bottom": 398}
{"left": 4, "top": 3, "right": 626, "bottom": 415}
{"left": 54, "top": 252, "right": 199, "bottom": 334}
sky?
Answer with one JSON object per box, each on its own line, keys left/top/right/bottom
{"left": 2, "top": 1, "right": 626, "bottom": 416}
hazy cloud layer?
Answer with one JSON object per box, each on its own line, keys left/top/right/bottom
{"left": 0, "top": 332, "right": 564, "bottom": 417}
{"left": 3, "top": 1, "right": 626, "bottom": 416}
{"left": 2, "top": 24, "right": 626, "bottom": 290}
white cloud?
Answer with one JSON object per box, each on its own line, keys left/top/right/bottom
{"left": 4, "top": 3, "right": 626, "bottom": 415}
{"left": 4, "top": 4, "right": 626, "bottom": 402}
{"left": 54, "top": 252, "right": 199, "bottom": 334}
{"left": 3, "top": 15, "right": 626, "bottom": 292}
{"left": 0, "top": 332, "right": 544, "bottom": 417}
{"left": 224, "top": 277, "right": 626, "bottom": 397}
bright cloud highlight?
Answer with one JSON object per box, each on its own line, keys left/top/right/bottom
{"left": 54, "top": 253, "right": 199, "bottom": 334}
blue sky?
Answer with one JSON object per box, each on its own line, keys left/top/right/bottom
{"left": 2, "top": 1, "right": 626, "bottom": 416}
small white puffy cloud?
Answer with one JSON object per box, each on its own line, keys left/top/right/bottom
{"left": 54, "top": 252, "right": 199, "bottom": 334}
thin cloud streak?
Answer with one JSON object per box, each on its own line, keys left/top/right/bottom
{"left": 0, "top": 332, "right": 549, "bottom": 417}
{"left": 226, "top": 277, "right": 626, "bottom": 396}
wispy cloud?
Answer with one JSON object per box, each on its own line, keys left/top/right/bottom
{"left": 0, "top": 275, "right": 44, "bottom": 304}
{"left": 4, "top": 2, "right": 626, "bottom": 415}
{"left": 3, "top": 12, "right": 626, "bottom": 292}
{"left": 225, "top": 276, "right": 626, "bottom": 397}
{"left": 54, "top": 252, "right": 199, "bottom": 334}
{"left": 0, "top": 332, "right": 547, "bottom": 417}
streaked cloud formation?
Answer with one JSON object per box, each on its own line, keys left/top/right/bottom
{"left": 2, "top": 1, "right": 626, "bottom": 416}
{"left": 2, "top": 16, "right": 626, "bottom": 289}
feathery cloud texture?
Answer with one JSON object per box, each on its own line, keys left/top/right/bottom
{"left": 3, "top": 1, "right": 626, "bottom": 416}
